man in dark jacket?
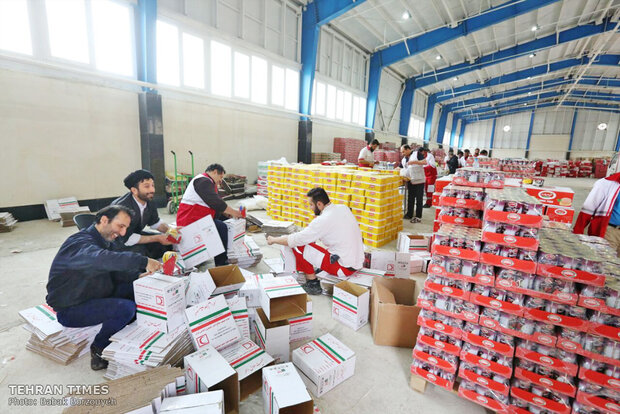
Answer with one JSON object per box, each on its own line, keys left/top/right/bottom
{"left": 46, "top": 205, "right": 162, "bottom": 370}
{"left": 111, "top": 169, "right": 173, "bottom": 259}
{"left": 446, "top": 149, "right": 459, "bottom": 174}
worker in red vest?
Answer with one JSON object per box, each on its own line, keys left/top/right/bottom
{"left": 419, "top": 147, "right": 437, "bottom": 208}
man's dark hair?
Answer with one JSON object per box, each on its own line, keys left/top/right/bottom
{"left": 464, "top": 149, "right": 471, "bottom": 154}
{"left": 457, "top": 150, "right": 464, "bottom": 156}
{"left": 371, "top": 139, "right": 380, "bottom": 146}
{"left": 401, "top": 144, "right": 411, "bottom": 151}
{"left": 123, "top": 169, "right": 154, "bottom": 190}
{"left": 205, "top": 164, "right": 226, "bottom": 174}
{"left": 480, "top": 150, "right": 488, "bottom": 156}
{"left": 448, "top": 149, "right": 454, "bottom": 155}
{"left": 307, "top": 187, "right": 330, "bottom": 205}
{"left": 95, "top": 205, "right": 133, "bottom": 224}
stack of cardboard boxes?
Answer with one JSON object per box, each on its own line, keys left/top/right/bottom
{"left": 0, "top": 212, "right": 17, "bottom": 232}
{"left": 267, "top": 164, "right": 403, "bottom": 247}
{"left": 257, "top": 161, "right": 269, "bottom": 197}
{"left": 332, "top": 137, "right": 366, "bottom": 162}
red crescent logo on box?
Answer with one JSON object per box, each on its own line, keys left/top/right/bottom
{"left": 193, "top": 234, "right": 202, "bottom": 243}
{"left": 427, "top": 373, "right": 436, "bottom": 381}
{"left": 428, "top": 357, "right": 438, "bottom": 364}
{"left": 156, "top": 296, "right": 164, "bottom": 306}
{"left": 434, "top": 322, "right": 445, "bottom": 331}
{"left": 456, "top": 199, "right": 466, "bottom": 206}
{"left": 507, "top": 213, "right": 520, "bottom": 222}
{"left": 555, "top": 209, "right": 567, "bottom": 215}
{"left": 334, "top": 308, "right": 339, "bottom": 315}
{"left": 501, "top": 259, "right": 514, "bottom": 267}
{"left": 479, "top": 276, "right": 491, "bottom": 283}
{"left": 435, "top": 341, "right": 445, "bottom": 349}
{"left": 539, "top": 336, "right": 553, "bottom": 345}
{"left": 479, "top": 359, "right": 490, "bottom": 367}
{"left": 538, "top": 191, "right": 556, "bottom": 200}
{"left": 482, "top": 340, "right": 494, "bottom": 348}
{"left": 449, "top": 248, "right": 460, "bottom": 256}
{"left": 547, "top": 314, "right": 562, "bottom": 323}
{"left": 483, "top": 319, "right": 496, "bottom": 328}
{"left": 490, "top": 300, "right": 502, "bottom": 308}
{"left": 503, "top": 236, "right": 517, "bottom": 244}
{"left": 583, "top": 298, "right": 600, "bottom": 307}
{"left": 533, "top": 397, "right": 546, "bottom": 406}
{"left": 302, "top": 345, "right": 314, "bottom": 354}
{"left": 477, "top": 377, "right": 488, "bottom": 386}
{"left": 455, "top": 218, "right": 464, "bottom": 224}
{"left": 442, "top": 287, "right": 454, "bottom": 295}
{"left": 560, "top": 269, "right": 577, "bottom": 278}
{"left": 540, "top": 378, "right": 554, "bottom": 387}
{"left": 476, "top": 396, "right": 489, "bottom": 404}
{"left": 197, "top": 334, "right": 210, "bottom": 346}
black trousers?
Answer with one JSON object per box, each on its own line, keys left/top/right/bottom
{"left": 126, "top": 242, "right": 172, "bottom": 260}
{"left": 406, "top": 182, "right": 424, "bottom": 219}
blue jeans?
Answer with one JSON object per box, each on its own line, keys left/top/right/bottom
{"left": 56, "top": 282, "right": 136, "bottom": 350}
{"left": 213, "top": 218, "right": 228, "bottom": 266}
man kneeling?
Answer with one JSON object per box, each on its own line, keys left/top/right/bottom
{"left": 46, "top": 206, "right": 161, "bottom": 371}
{"left": 267, "top": 187, "right": 364, "bottom": 295}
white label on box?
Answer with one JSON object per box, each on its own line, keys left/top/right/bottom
{"left": 185, "top": 295, "right": 241, "bottom": 350}
{"left": 178, "top": 215, "right": 225, "bottom": 268}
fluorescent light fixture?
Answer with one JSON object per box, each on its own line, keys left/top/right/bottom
{"left": 528, "top": 92, "right": 532, "bottom": 95}
{"left": 503, "top": 125, "right": 511, "bottom": 132}
{"left": 402, "top": 11, "right": 411, "bottom": 20}
{"left": 527, "top": 76, "right": 532, "bottom": 80}
{"left": 435, "top": 54, "right": 442, "bottom": 60}
{"left": 531, "top": 25, "right": 539, "bottom": 31}
{"left": 453, "top": 76, "right": 458, "bottom": 81}
{"left": 598, "top": 122, "right": 608, "bottom": 131}
{"left": 529, "top": 53, "right": 536, "bottom": 58}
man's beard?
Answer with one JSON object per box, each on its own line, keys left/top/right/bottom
{"left": 370, "top": 147, "right": 375, "bottom": 152}
{"left": 137, "top": 191, "right": 154, "bottom": 202}
{"left": 313, "top": 206, "right": 321, "bottom": 216}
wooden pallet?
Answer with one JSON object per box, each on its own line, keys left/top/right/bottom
{"left": 410, "top": 374, "right": 496, "bottom": 413}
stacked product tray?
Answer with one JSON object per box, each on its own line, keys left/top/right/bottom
{"left": 411, "top": 170, "right": 620, "bottom": 414}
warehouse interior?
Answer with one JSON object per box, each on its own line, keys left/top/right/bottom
{"left": 1, "top": 0, "right": 620, "bottom": 413}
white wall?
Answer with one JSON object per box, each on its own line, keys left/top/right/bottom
{"left": 375, "top": 69, "right": 403, "bottom": 135}
{"left": 312, "top": 120, "right": 365, "bottom": 154}
{"left": 462, "top": 119, "right": 493, "bottom": 150}
{"left": 492, "top": 149, "right": 526, "bottom": 158}
{"left": 572, "top": 110, "right": 620, "bottom": 151}
{"left": 0, "top": 68, "right": 140, "bottom": 207}
{"left": 493, "top": 112, "right": 532, "bottom": 149}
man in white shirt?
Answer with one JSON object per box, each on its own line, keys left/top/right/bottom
{"left": 358, "top": 139, "right": 380, "bottom": 167}
{"left": 458, "top": 150, "right": 466, "bottom": 167}
{"left": 267, "top": 187, "right": 364, "bottom": 295}
{"left": 419, "top": 147, "right": 438, "bottom": 208}
{"left": 399, "top": 145, "right": 426, "bottom": 222}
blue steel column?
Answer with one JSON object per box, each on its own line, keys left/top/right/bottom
{"left": 450, "top": 116, "right": 460, "bottom": 148}
{"left": 458, "top": 120, "right": 467, "bottom": 148}
{"left": 436, "top": 106, "right": 449, "bottom": 147}
{"left": 398, "top": 78, "right": 415, "bottom": 145}
{"left": 567, "top": 110, "right": 578, "bottom": 160}
{"left": 365, "top": 55, "right": 382, "bottom": 141}
{"left": 489, "top": 118, "right": 497, "bottom": 157}
{"left": 524, "top": 111, "right": 535, "bottom": 158}
{"left": 423, "top": 94, "right": 437, "bottom": 143}
{"left": 615, "top": 126, "right": 620, "bottom": 152}
{"left": 136, "top": 0, "right": 157, "bottom": 87}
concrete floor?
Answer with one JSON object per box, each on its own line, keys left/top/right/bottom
{"left": 0, "top": 177, "right": 596, "bottom": 413}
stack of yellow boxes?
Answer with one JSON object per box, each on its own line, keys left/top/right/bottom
{"left": 266, "top": 164, "right": 404, "bottom": 248}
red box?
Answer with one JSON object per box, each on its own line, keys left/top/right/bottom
{"left": 513, "top": 367, "right": 577, "bottom": 398}
{"left": 458, "top": 387, "right": 510, "bottom": 413}
{"left": 480, "top": 252, "right": 537, "bottom": 273}
{"left": 495, "top": 277, "right": 578, "bottom": 305}
{"left": 417, "top": 297, "right": 479, "bottom": 324}
{"left": 462, "top": 332, "right": 515, "bottom": 357}
{"left": 579, "top": 366, "right": 620, "bottom": 392}
{"left": 578, "top": 296, "right": 620, "bottom": 317}
{"left": 439, "top": 215, "right": 482, "bottom": 228}
{"left": 424, "top": 280, "right": 471, "bottom": 301}
{"left": 510, "top": 386, "right": 571, "bottom": 414}
{"left": 433, "top": 220, "right": 441, "bottom": 232}
{"left": 478, "top": 315, "right": 557, "bottom": 347}
{"left": 432, "top": 244, "right": 481, "bottom": 261}
{"left": 426, "top": 262, "right": 494, "bottom": 286}
{"left": 453, "top": 176, "right": 505, "bottom": 189}
{"left": 432, "top": 192, "right": 441, "bottom": 206}
{"left": 410, "top": 365, "right": 454, "bottom": 391}
{"left": 439, "top": 196, "right": 484, "bottom": 210}
{"left": 484, "top": 209, "right": 543, "bottom": 228}
{"left": 544, "top": 206, "right": 574, "bottom": 224}
{"left": 458, "top": 369, "right": 510, "bottom": 396}
{"left": 515, "top": 346, "right": 578, "bottom": 377}
{"left": 417, "top": 334, "right": 461, "bottom": 357}
{"left": 556, "top": 337, "right": 620, "bottom": 368}
{"left": 575, "top": 390, "right": 620, "bottom": 414}
{"left": 524, "top": 185, "right": 574, "bottom": 207}
{"left": 536, "top": 264, "right": 606, "bottom": 287}
{"left": 460, "top": 350, "right": 513, "bottom": 378}
{"left": 470, "top": 292, "right": 524, "bottom": 316}
{"left": 482, "top": 231, "right": 539, "bottom": 251}
{"left": 417, "top": 315, "right": 463, "bottom": 340}
{"left": 435, "top": 176, "right": 452, "bottom": 193}
{"left": 589, "top": 323, "right": 620, "bottom": 342}
{"left": 412, "top": 348, "right": 458, "bottom": 374}
{"left": 525, "top": 308, "right": 590, "bottom": 333}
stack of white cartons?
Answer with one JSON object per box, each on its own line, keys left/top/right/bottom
{"left": 262, "top": 220, "right": 297, "bottom": 237}
{"left": 19, "top": 304, "right": 100, "bottom": 365}
{"left": 257, "top": 161, "right": 269, "bottom": 197}
{"left": 227, "top": 236, "right": 263, "bottom": 268}
{"left": 0, "top": 212, "right": 17, "bottom": 232}
{"left": 43, "top": 197, "right": 79, "bottom": 221}
{"left": 59, "top": 206, "right": 91, "bottom": 227}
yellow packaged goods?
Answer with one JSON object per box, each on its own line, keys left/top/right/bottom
{"left": 349, "top": 201, "right": 365, "bottom": 210}
{"left": 350, "top": 194, "right": 365, "bottom": 204}
{"left": 323, "top": 184, "right": 337, "bottom": 193}
{"left": 364, "top": 203, "right": 390, "bottom": 214}
{"left": 347, "top": 187, "right": 366, "bottom": 196}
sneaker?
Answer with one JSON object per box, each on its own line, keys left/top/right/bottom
{"left": 410, "top": 217, "right": 422, "bottom": 223}
{"left": 423, "top": 204, "right": 432, "bottom": 209}
{"left": 90, "top": 346, "right": 108, "bottom": 371}
{"left": 403, "top": 214, "right": 412, "bottom": 219}
{"left": 301, "top": 279, "right": 323, "bottom": 296}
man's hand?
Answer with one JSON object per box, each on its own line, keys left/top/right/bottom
{"left": 267, "top": 236, "right": 275, "bottom": 245}
{"left": 230, "top": 209, "right": 243, "bottom": 219}
{"left": 145, "top": 258, "right": 162, "bottom": 275}
{"left": 155, "top": 234, "right": 174, "bottom": 246}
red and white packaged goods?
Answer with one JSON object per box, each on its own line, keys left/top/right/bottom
{"left": 413, "top": 168, "right": 620, "bottom": 414}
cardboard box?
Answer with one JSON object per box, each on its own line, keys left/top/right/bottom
{"left": 544, "top": 205, "right": 575, "bottom": 224}
{"left": 370, "top": 278, "right": 420, "bottom": 347}
{"left": 44, "top": 197, "right": 79, "bottom": 221}
{"left": 397, "top": 232, "right": 431, "bottom": 252}
{"left": 253, "top": 308, "right": 290, "bottom": 363}
{"left": 259, "top": 276, "right": 307, "bottom": 322}
{"left": 185, "top": 295, "right": 241, "bottom": 351}
{"left": 178, "top": 215, "right": 225, "bottom": 268}
{"left": 219, "top": 339, "right": 274, "bottom": 401}
{"left": 524, "top": 185, "right": 574, "bottom": 207}
{"left": 208, "top": 265, "right": 247, "bottom": 297}
{"left": 224, "top": 218, "right": 246, "bottom": 250}
{"left": 368, "top": 250, "right": 410, "bottom": 278}
{"left": 238, "top": 273, "right": 275, "bottom": 308}
{"left": 185, "top": 271, "right": 217, "bottom": 306}
{"left": 226, "top": 295, "right": 250, "bottom": 339}
{"left": 262, "top": 362, "right": 313, "bottom": 414}
{"left": 184, "top": 347, "right": 239, "bottom": 414}
{"left": 159, "top": 391, "right": 225, "bottom": 414}
{"left": 292, "top": 333, "right": 356, "bottom": 397}
{"left": 332, "top": 281, "right": 369, "bottom": 331}
{"left": 134, "top": 274, "right": 186, "bottom": 333}
{"left": 289, "top": 298, "right": 313, "bottom": 343}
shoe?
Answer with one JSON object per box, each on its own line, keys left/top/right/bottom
{"left": 423, "top": 204, "right": 432, "bottom": 209}
{"left": 90, "top": 346, "right": 109, "bottom": 371}
{"left": 301, "top": 279, "right": 323, "bottom": 296}
{"left": 403, "top": 214, "right": 412, "bottom": 219}
{"left": 410, "top": 217, "right": 422, "bottom": 223}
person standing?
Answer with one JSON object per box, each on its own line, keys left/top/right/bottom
{"left": 573, "top": 172, "right": 620, "bottom": 255}
{"left": 358, "top": 139, "right": 380, "bottom": 167}
{"left": 176, "top": 163, "right": 243, "bottom": 266}
{"left": 446, "top": 149, "right": 459, "bottom": 174}
{"left": 399, "top": 145, "right": 426, "bottom": 223}
{"left": 457, "top": 150, "right": 466, "bottom": 168}
{"left": 46, "top": 206, "right": 162, "bottom": 370}
{"left": 421, "top": 147, "right": 437, "bottom": 208}
{"left": 111, "top": 169, "right": 174, "bottom": 259}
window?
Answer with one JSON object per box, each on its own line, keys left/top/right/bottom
{"left": 271, "top": 65, "right": 285, "bottom": 106}
{"left": 336, "top": 89, "right": 344, "bottom": 120}
{"left": 315, "top": 81, "right": 326, "bottom": 116}
{"left": 234, "top": 52, "right": 250, "bottom": 98}
{"left": 156, "top": 21, "right": 179, "bottom": 86}
{"left": 182, "top": 33, "right": 204, "bottom": 88}
{"left": 326, "top": 84, "right": 337, "bottom": 119}
{"left": 251, "top": 56, "right": 267, "bottom": 104}
{"left": 417, "top": 120, "right": 424, "bottom": 139}
{"left": 343, "top": 91, "right": 352, "bottom": 123}
{"left": 46, "top": 0, "right": 89, "bottom": 63}
{"left": 284, "top": 68, "right": 299, "bottom": 111}
{"left": 0, "top": 0, "right": 32, "bottom": 55}
{"left": 358, "top": 97, "right": 366, "bottom": 126}
{"left": 92, "top": 0, "right": 133, "bottom": 76}
{"left": 352, "top": 96, "right": 360, "bottom": 125}
{"left": 211, "top": 40, "right": 231, "bottom": 97}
